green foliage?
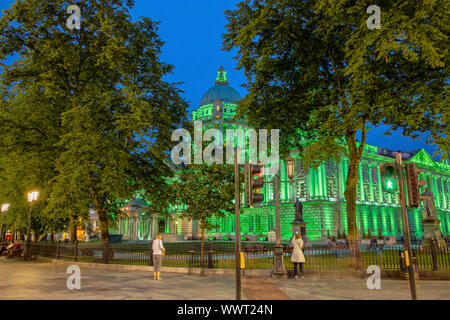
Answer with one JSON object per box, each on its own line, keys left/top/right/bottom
{"left": 172, "top": 164, "right": 236, "bottom": 231}
{"left": 224, "top": 0, "right": 448, "bottom": 265}
{"left": 0, "top": 0, "right": 188, "bottom": 239}
{"left": 223, "top": 0, "right": 448, "bottom": 163}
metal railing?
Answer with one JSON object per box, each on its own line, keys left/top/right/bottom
{"left": 26, "top": 240, "right": 450, "bottom": 271}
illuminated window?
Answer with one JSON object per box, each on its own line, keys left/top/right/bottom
{"left": 216, "top": 105, "right": 220, "bottom": 111}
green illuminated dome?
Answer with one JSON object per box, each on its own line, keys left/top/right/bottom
{"left": 199, "top": 66, "right": 242, "bottom": 107}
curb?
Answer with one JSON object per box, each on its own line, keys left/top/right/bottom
{"left": 36, "top": 257, "right": 273, "bottom": 277}
{"left": 35, "top": 257, "right": 450, "bottom": 280}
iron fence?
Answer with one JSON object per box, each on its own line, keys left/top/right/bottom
{"left": 27, "top": 240, "right": 450, "bottom": 272}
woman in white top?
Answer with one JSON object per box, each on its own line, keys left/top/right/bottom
{"left": 152, "top": 234, "right": 165, "bottom": 280}
{"left": 291, "top": 233, "right": 305, "bottom": 278}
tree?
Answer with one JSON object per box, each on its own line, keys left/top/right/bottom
{"left": 172, "top": 164, "right": 236, "bottom": 261}
{"left": 0, "top": 82, "right": 65, "bottom": 240}
{"left": 0, "top": 0, "right": 188, "bottom": 248}
{"left": 224, "top": 0, "right": 448, "bottom": 267}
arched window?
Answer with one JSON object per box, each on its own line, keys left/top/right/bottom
{"left": 158, "top": 220, "right": 166, "bottom": 234}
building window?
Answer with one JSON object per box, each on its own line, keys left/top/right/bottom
{"left": 268, "top": 213, "right": 275, "bottom": 231}
{"left": 248, "top": 215, "right": 254, "bottom": 232}
{"left": 295, "top": 177, "right": 307, "bottom": 200}
{"left": 363, "top": 182, "right": 370, "bottom": 202}
{"left": 327, "top": 175, "right": 337, "bottom": 200}
{"left": 216, "top": 218, "right": 220, "bottom": 232}
{"left": 372, "top": 185, "right": 379, "bottom": 203}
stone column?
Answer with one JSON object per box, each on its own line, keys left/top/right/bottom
{"left": 358, "top": 162, "right": 365, "bottom": 202}
{"left": 368, "top": 165, "right": 375, "bottom": 203}
{"left": 168, "top": 216, "right": 175, "bottom": 234}
{"left": 440, "top": 178, "right": 447, "bottom": 209}
{"left": 135, "top": 216, "right": 139, "bottom": 239}
{"left": 376, "top": 165, "right": 383, "bottom": 203}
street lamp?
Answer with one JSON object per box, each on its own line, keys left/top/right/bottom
{"left": 23, "top": 191, "right": 39, "bottom": 260}
{"left": 1, "top": 203, "right": 10, "bottom": 242}
{"left": 273, "top": 157, "right": 296, "bottom": 277}
{"left": 286, "top": 156, "right": 295, "bottom": 183}
{"left": 286, "top": 156, "right": 296, "bottom": 203}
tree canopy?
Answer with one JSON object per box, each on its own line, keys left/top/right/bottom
{"left": 224, "top": 0, "right": 448, "bottom": 266}
{"left": 0, "top": 0, "right": 188, "bottom": 243}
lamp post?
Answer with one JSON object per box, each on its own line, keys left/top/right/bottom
{"left": 272, "top": 157, "right": 296, "bottom": 277}
{"left": 23, "top": 191, "right": 38, "bottom": 260}
{"left": 286, "top": 156, "right": 295, "bottom": 200}
{"left": 1, "top": 203, "right": 10, "bottom": 242}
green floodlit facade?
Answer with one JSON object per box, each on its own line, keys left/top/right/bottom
{"left": 113, "top": 67, "right": 450, "bottom": 242}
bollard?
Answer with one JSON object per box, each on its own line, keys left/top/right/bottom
{"left": 74, "top": 240, "right": 78, "bottom": 262}
{"left": 56, "top": 240, "right": 61, "bottom": 259}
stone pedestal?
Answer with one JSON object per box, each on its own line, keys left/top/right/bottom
{"left": 291, "top": 219, "right": 309, "bottom": 244}
{"left": 272, "top": 244, "right": 287, "bottom": 279}
{"left": 268, "top": 231, "right": 276, "bottom": 242}
{"left": 422, "top": 217, "right": 446, "bottom": 248}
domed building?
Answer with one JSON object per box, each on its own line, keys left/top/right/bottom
{"left": 113, "top": 66, "right": 450, "bottom": 243}
{"left": 192, "top": 65, "right": 246, "bottom": 132}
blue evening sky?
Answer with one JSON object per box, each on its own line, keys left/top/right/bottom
{"left": 0, "top": 0, "right": 441, "bottom": 159}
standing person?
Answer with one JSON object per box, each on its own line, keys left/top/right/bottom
{"left": 291, "top": 232, "right": 305, "bottom": 279}
{"left": 152, "top": 234, "right": 165, "bottom": 280}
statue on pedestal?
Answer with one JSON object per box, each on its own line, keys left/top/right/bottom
{"left": 421, "top": 188, "right": 437, "bottom": 218}
{"left": 420, "top": 188, "right": 445, "bottom": 247}
{"left": 294, "top": 198, "right": 304, "bottom": 222}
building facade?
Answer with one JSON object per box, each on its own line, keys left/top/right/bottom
{"left": 113, "top": 67, "right": 450, "bottom": 242}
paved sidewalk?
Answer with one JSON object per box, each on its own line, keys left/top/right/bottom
{"left": 1, "top": 258, "right": 449, "bottom": 300}
{"left": 242, "top": 278, "right": 291, "bottom": 300}
{"left": 270, "top": 277, "right": 450, "bottom": 300}
{"left": 0, "top": 258, "right": 238, "bottom": 300}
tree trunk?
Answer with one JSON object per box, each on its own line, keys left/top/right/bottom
{"left": 69, "top": 215, "right": 77, "bottom": 243}
{"left": 200, "top": 227, "right": 205, "bottom": 266}
{"left": 344, "top": 132, "right": 363, "bottom": 269}
{"left": 91, "top": 189, "right": 110, "bottom": 246}
{"left": 97, "top": 208, "right": 110, "bottom": 245}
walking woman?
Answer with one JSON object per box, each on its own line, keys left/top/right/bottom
{"left": 291, "top": 232, "right": 305, "bottom": 278}
{"left": 152, "top": 234, "right": 165, "bottom": 280}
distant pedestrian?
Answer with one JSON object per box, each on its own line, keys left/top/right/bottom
{"left": 152, "top": 234, "right": 165, "bottom": 280}
{"left": 291, "top": 233, "right": 305, "bottom": 278}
